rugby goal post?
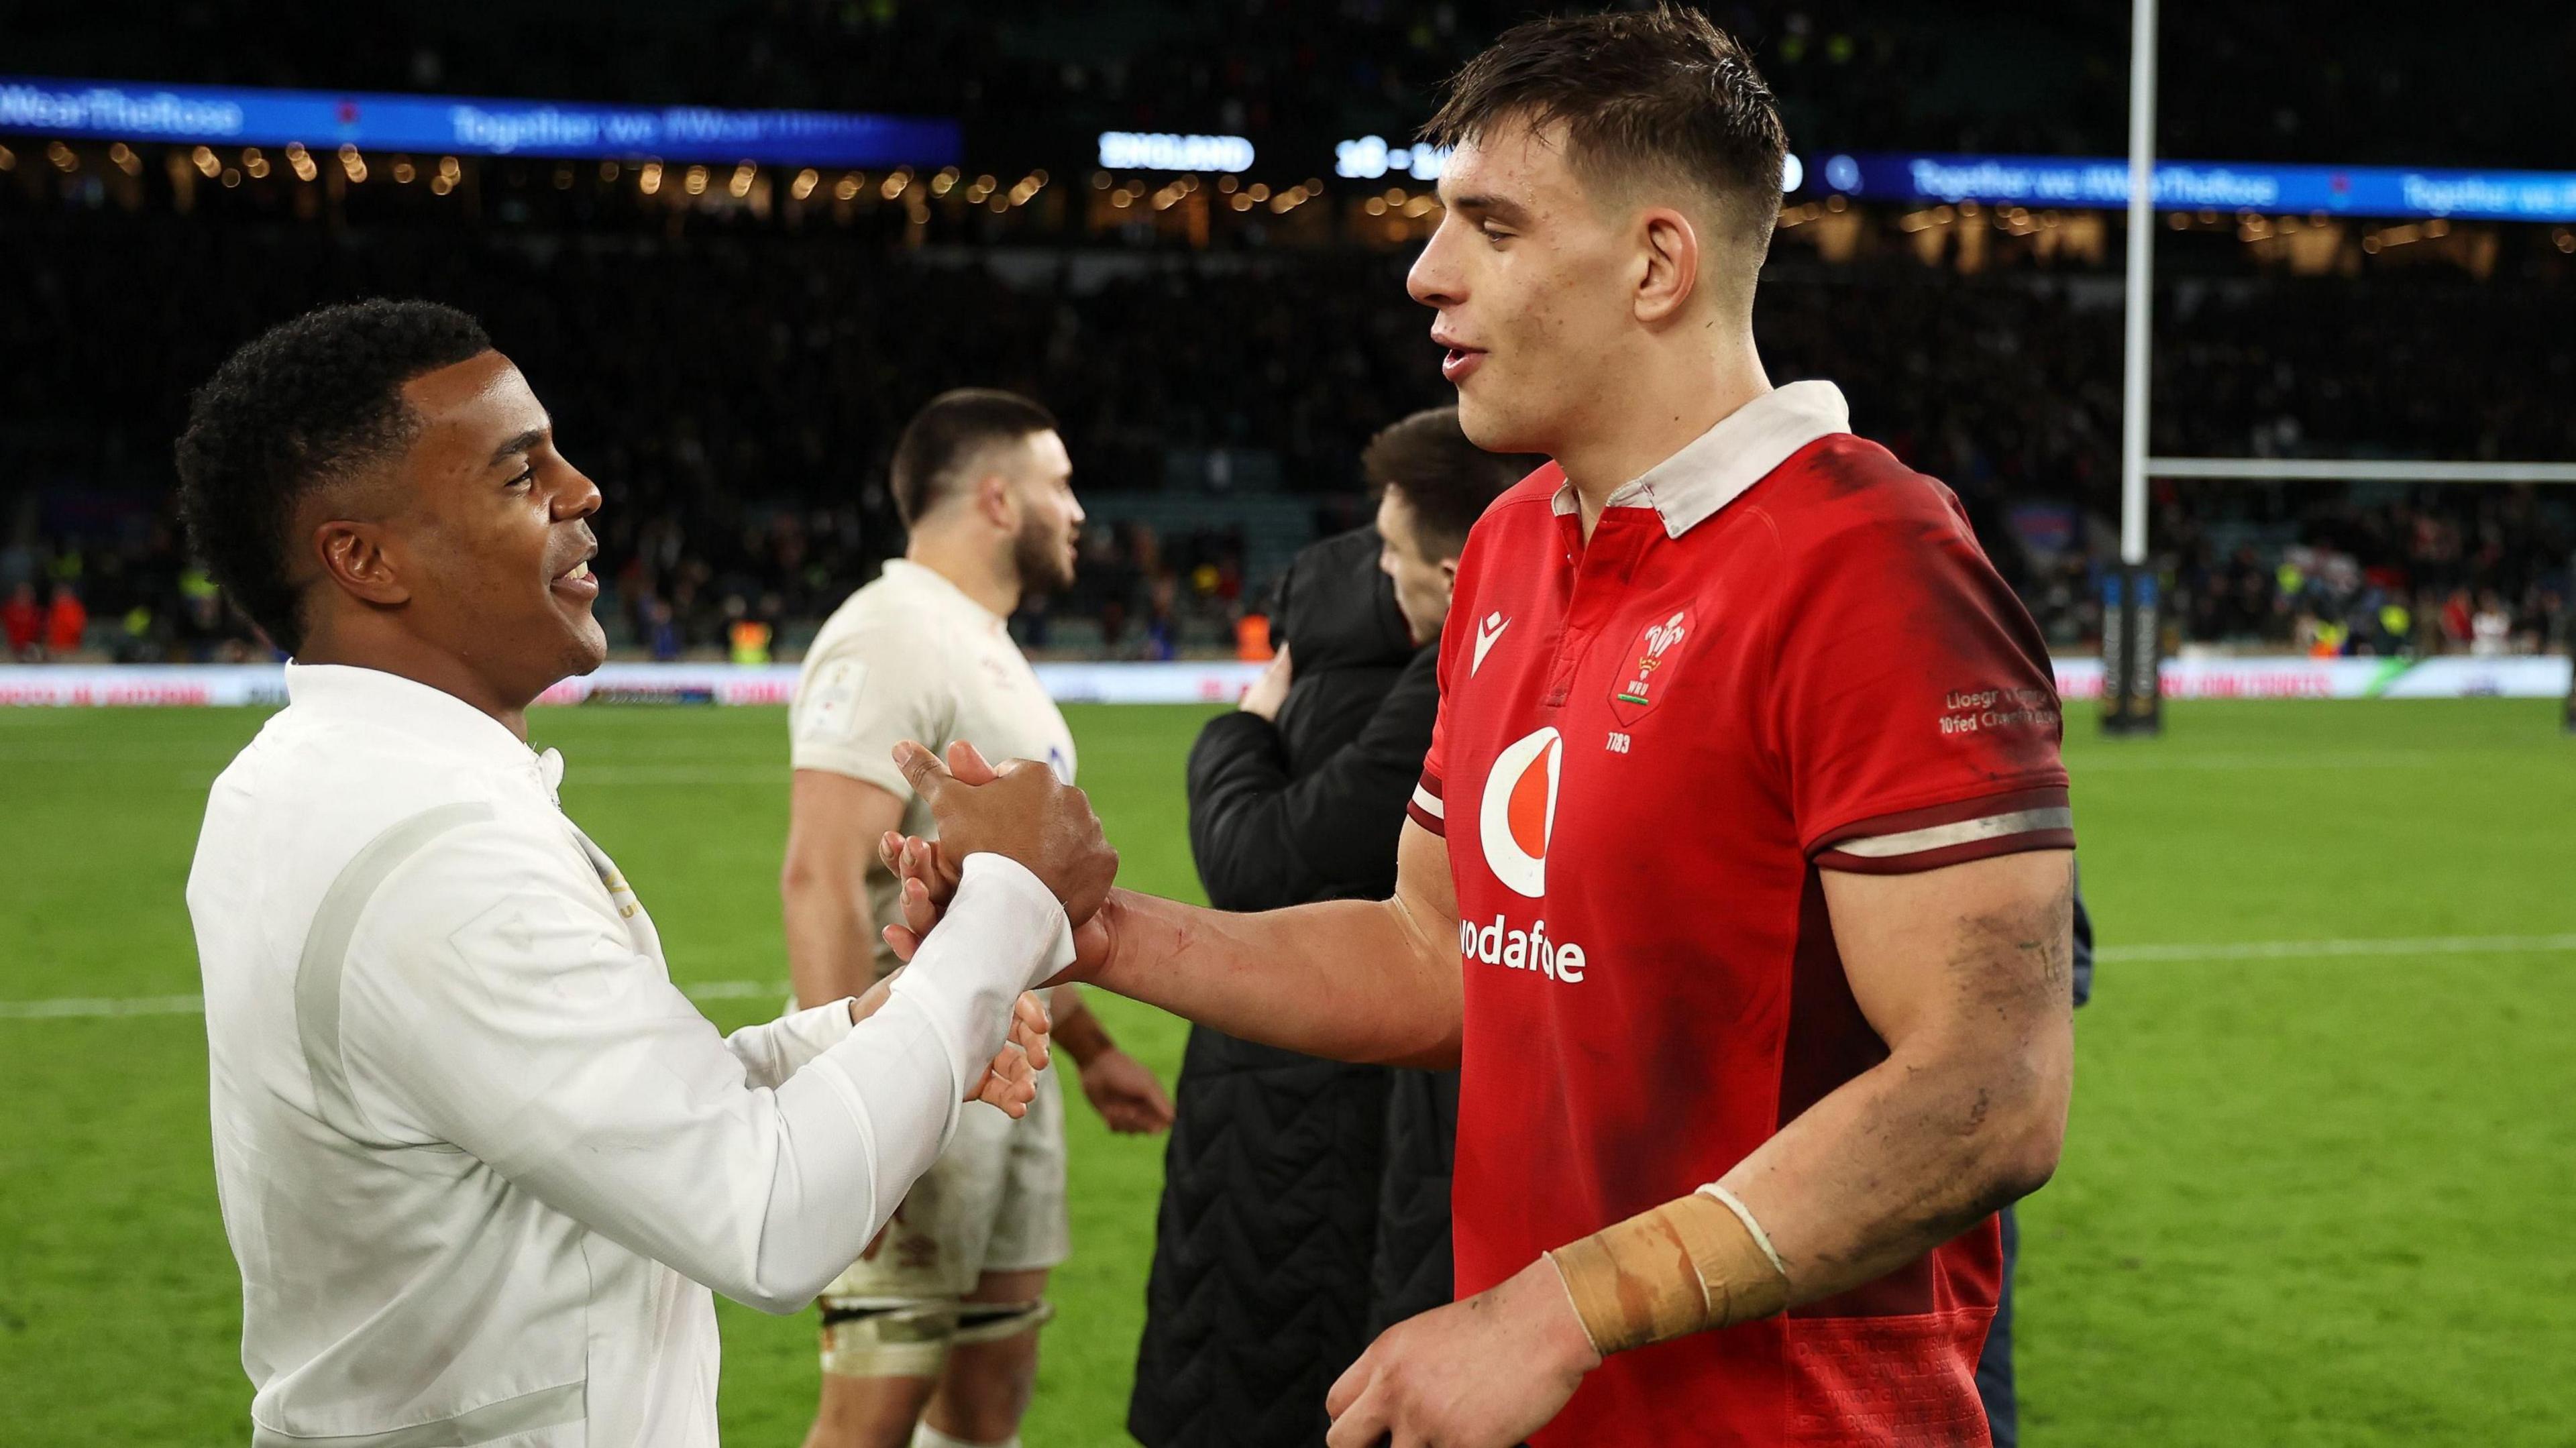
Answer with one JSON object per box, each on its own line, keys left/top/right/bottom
{"left": 2108, "top": 0, "right": 2576, "bottom": 736}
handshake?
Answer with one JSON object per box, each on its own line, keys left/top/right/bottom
{"left": 881, "top": 738, "right": 1122, "bottom": 1117}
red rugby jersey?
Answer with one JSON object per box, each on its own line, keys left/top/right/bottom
{"left": 1407, "top": 382, "right": 2071, "bottom": 1447}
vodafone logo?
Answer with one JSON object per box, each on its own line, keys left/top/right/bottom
{"left": 1478, "top": 726, "right": 1561, "bottom": 897}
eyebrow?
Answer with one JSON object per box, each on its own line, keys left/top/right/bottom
{"left": 1445, "top": 192, "right": 1532, "bottom": 227}
{"left": 488, "top": 427, "right": 548, "bottom": 467}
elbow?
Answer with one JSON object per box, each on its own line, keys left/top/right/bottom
{"left": 714, "top": 1254, "right": 845, "bottom": 1317}
{"left": 1976, "top": 1060, "right": 2072, "bottom": 1209}
{"left": 1986, "top": 1107, "right": 2066, "bottom": 1207}
{"left": 747, "top": 1281, "right": 826, "bottom": 1317}
{"left": 728, "top": 1282, "right": 815, "bottom": 1317}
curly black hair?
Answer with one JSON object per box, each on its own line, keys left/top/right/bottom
{"left": 172, "top": 299, "right": 492, "bottom": 655}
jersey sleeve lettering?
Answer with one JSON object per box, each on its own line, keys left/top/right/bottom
{"left": 789, "top": 623, "right": 955, "bottom": 796}
{"left": 1768, "top": 494, "right": 2072, "bottom": 874}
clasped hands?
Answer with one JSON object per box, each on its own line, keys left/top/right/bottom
{"left": 875, "top": 740, "right": 1601, "bottom": 1447}
{"left": 881, "top": 739, "right": 1119, "bottom": 1119}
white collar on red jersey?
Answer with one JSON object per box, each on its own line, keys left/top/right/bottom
{"left": 1552, "top": 379, "right": 1852, "bottom": 539}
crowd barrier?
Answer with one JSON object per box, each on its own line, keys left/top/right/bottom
{"left": 0, "top": 656, "right": 2564, "bottom": 708}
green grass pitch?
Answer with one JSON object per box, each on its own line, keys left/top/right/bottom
{"left": 3, "top": 698, "right": 2572, "bottom": 1444}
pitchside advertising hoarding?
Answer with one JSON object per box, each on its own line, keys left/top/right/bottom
{"left": 0, "top": 657, "right": 2565, "bottom": 708}
{"left": 0, "top": 77, "right": 961, "bottom": 168}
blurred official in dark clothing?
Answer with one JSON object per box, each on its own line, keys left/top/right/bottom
{"left": 1978, "top": 875, "right": 2096, "bottom": 1448}
{"left": 1129, "top": 411, "right": 1534, "bottom": 1447}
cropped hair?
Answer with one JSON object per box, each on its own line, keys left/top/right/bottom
{"left": 888, "top": 388, "right": 1059, "bottom": 526}
{"left": 172, "top": 300, "right": 492, "bottom": 654}
{"left": 1425, "top": 5, "right": 1788, "bottom": 266}
{"left": 1362, "top": 406, "right": 1540, "bottom": 561}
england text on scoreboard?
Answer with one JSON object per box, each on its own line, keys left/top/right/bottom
{"left": 1803, "top": 152, "right": 2576, "bottom": 224}
{"left": 0, "top": 77, "right": 961, "bottom": 169}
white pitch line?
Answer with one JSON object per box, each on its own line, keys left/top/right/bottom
{"left": 2095, "top": 934, "right": 2576, "bottom": 963}
{"left": 0, "top": 980, "right": 786, "bottom": 1021}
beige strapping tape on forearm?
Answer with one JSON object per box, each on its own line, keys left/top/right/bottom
{"left": 1544, "top": 1184, "right": 1792, "bottom": 1356}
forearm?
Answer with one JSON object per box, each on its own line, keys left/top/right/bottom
{"left": 782, "top": 867, "right": 880, "bottom": 1009}
{"left": 1542, "top": 853, "right": 2076, "bottom": 1354}
{"left": 1048, "top": 984, "right": 1115, "bottom": 1066}
{"left": 1718, "top": 854, "right": 2077, "bottom": 1304}
{"left": 722, "top": 997, "right": 863, "bottom": 1090}
{"left": 713, "top": 856, "right": 1075, "bottom": 1308}
{"left": 1089, "top": 887, "right": 1461, "bottom": 1067}
{"left": 1717, "top": 1027, "right": 2069, "bottom": 1305}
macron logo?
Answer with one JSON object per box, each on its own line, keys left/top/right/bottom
{"left": 1472, "top": 612, "right": 1510, "bottom": 675}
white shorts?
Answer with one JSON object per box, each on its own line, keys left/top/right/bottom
{"left": 818, "top": 1065, "right": 1069, "bottom": 1376}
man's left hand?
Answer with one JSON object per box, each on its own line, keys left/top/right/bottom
{"left": 1075, "top": 1047, "right": 1174, "bottom": 1134}
{"left": 1240, "top": 641, "right": 1293, "bottom": 722}
{"left": 1324, "top": 1255, "right": 1601, "bottom": 1447}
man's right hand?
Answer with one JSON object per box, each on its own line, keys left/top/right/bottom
{"left": 879, "top": 830, "right": 1114, "bottom": 983}
{"left": 892, "top": 739, "right": 1119, "bottom": 924}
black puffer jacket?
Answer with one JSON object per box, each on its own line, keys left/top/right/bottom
{"left": 1130, "top": 528, "right": 1454, "bottom": 1448}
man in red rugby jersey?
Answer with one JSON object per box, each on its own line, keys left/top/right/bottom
{"left": 882, "top": 9, "right": 2076, "bottom": 1445}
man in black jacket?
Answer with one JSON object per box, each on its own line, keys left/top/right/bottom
{"left": 1129, "top": 410, "right": 1535, "bottom": 1448}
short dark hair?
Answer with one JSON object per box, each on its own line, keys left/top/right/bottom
{"left": 889, "top": 388, "right": 1059, "bottom": 527}
{"left": 1424, "top": 5, "right": 1787, "bottom": 273}
{"left": 1362, "top": 407, "right": 1539, "bottom": 561}
{"left": 173, "top": 300, "right": 492, "bottom": 655}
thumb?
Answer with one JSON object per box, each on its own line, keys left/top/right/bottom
{"left": 892, "top": 740, "right": 956, "bottom": 802}
{"left": 946, "top": 738, "right": 1002, "bottom": 786}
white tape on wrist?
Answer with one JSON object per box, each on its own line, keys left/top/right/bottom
{"left": 1697, "top": 1182, "right": 1788, "bottom": 1279}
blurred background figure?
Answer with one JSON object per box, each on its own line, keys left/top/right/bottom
{"left": 1132, "top": 409, "right": 1532, "bottom": 1447}
{"left": 43, "top": 582, "right": 87, "bottom": 659}
{"left": 781, "top": 389, "right": 1173, "bottom": 1448}
{"left": 3, "top": 581, "right": 40, "bottom": 659}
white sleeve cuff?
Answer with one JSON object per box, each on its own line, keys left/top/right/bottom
{"left": 881, "top": 850, "right": 1073, "bottom": 1104}
{"left": 722, "top": 998, "right": 859, "bottom": 1091}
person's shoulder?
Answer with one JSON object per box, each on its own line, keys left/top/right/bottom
{"left": 1454, "top": 462, "right": 1564, "bottom": 579}
{"left": 1487, "top": 462, "right": 1566, "bottom": 524}
{"left": 1749, "top": 435, "right": 1972, "bottom": 560}
{"left": 804, "top": 571, "right": 949, "bottom": 666}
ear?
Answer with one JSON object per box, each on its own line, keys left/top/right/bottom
{"left": 1634, "top": 207, "right": 1701, "bottom": 325}
{"left": 1438, "top": 555, "right": 1460, "bottom": 597}
{"left": 313, "top": 520, "right": 413, "bottom": 608}
{"left": 975, "top": 473, "right": 1016, "bottom": 531}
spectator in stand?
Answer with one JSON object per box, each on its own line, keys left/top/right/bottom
{"left": 44, "top": 583, "right": 88, "bottom": 659}
{"left": 2473, "top": 593, "right": 2513, "bottom": 655}
{"left": 1132, "top": 410, "right": 1533, "bottom": 1448}
{"left": 3, "top": 581, "right": 40, "bottom": 659}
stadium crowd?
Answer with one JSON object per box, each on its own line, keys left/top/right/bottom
{"left": 10, "top": 0, "right": 2567, "bottom": 168}
{"left": 5, "top": 201, "right": 2570, "bottom": 663}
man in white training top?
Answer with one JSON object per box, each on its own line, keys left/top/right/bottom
{"left": 784, "top": 388, "right": 1173, "bottom": 1448}
{"left": 172, "top": 300, "right": 1115, "bottom": 1448}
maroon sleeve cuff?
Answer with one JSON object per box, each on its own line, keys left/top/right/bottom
{"left": 1811, "top": 786, "right": 2073, "bottom": 875}
{"left": 1405, "top": 771, "right": 1446, "bottom": 837}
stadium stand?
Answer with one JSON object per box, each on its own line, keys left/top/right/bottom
{"left": 4, "top": 1, "right": 2571, "bottom": 662}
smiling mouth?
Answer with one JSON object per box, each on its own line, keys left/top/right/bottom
{"left": 551, "top": 557, "right": 600, "bottom": 598}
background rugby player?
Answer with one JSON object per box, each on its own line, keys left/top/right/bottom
{"left": 784, "top": 389, "right": 1174, "bottom": 1448}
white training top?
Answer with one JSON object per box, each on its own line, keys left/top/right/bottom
{"left": 791, "top": 559, "right": 1079, "bottom": 979}
{"left": 187, "top": 663, "right": 1071, "bottom": 1448}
